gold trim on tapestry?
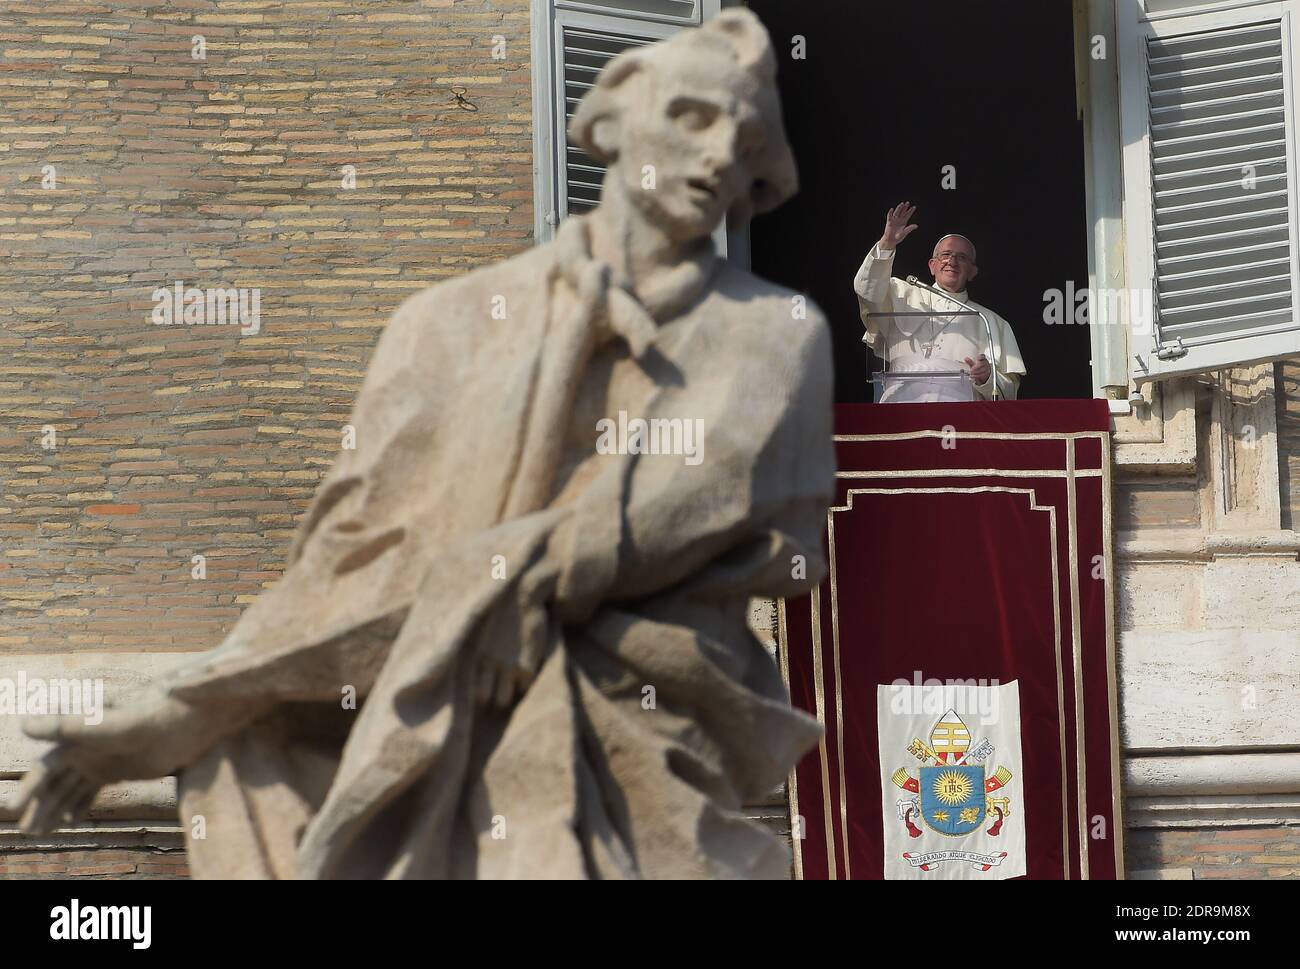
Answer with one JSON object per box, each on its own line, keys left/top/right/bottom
{"left": 835, "top": 431, "right": 1110, "bottom": 445}
{"left": 1099, "top": 442, "right": 1126, "bottom": 878}
{"left": 826, "top": 516, "right": 851, "bottom": 880}
{"left": 776, "top": 597, "right": 805, "bottom": 881}
{"left": 809, "top": 587, "right": 838, "bottom": 880}
{"left": 1065, "top": 440, "right": 1090, "bottom": 880}
{"left": 837, "top": 468, "right": 1102, "bottom": 479}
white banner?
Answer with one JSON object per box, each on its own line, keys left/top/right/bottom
{"left": 877, "top": 680, "right": 1026, "bottom": 880}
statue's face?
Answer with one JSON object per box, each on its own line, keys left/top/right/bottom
{"left": 612, "top": 63, "right": 767, "bottom": 241}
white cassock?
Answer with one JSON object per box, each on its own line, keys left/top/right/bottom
{"left": 853, "top": 243, "right": 1026, "bottom": 401}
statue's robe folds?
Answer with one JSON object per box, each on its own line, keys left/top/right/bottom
{"left": 155, "top": 216, "right": 836, "bottom": 879}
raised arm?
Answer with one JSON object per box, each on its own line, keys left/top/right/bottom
{"left": 853, "top": 201, "right": 919, "bottom": 351}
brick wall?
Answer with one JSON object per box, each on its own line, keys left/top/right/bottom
{"left": 0, "top": 847, "right": 188, "bottom": 879}
{"left": 0, "top": 0, "right": 534, "bottom": 652}
{"left": 1127, "top": 826, "right": 1300, "bottom": 879}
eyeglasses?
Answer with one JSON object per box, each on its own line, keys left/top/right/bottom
{"left": 935, "top": 252, "right": 974, "bottom": 265}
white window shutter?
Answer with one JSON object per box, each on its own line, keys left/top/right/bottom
{"left": 556, "top": 0, "right": 701, "bottom": 24}
{"left": 534, "top": 1, "right": 727, "bottom": 243}
{"left": 554, "top": 17, "right": 677, "bottom": 218}
{"left": 1127, "top": 9, "right": 1300, "bottom": 382}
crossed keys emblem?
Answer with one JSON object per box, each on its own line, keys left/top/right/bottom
{"left": 890, "top": 709, "right": 1013, "bottom": 844}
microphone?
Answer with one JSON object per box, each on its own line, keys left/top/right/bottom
{"left": 903, "top": 275, "right": 1001, "bottom": 400}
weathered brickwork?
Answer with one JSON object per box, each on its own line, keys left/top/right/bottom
{"left": 0, "top": 846, "right": 188, "bottom": 879}
{"left": 0, "top": 0, "right": 534, "bottom": 651}
{"left": 1127, "top": 826, "right": 1300, "bottom": 879}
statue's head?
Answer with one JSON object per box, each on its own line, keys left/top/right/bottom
{"left": 569, "top": 8, "right": 798, "bottom": 242}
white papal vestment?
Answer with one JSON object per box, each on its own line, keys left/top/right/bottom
{"left": 853, "top": 243, "right": 1026, "bottom": 401}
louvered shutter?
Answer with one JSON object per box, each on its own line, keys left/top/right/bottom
{"left": 532, "top": 0, "right": 732, "bottom": 248}
{"left": 548, "top": 1, "right": 702, "bottom": 230}
{"left": 1127, "top": 10, "right": 1300, "bottom": 381}
{"left": 559, "top": 0, "right": 701, "bottom": 21}
{"left": 555, "top": 23, "right": 673, "bottom": 216}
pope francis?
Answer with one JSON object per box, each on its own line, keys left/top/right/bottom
{"left": 853, "top": 201, "right": 1026, "bottom": 400}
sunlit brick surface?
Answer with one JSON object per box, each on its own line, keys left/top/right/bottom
{"left": 0, "top": 1, "right": 534, "bottom": 651}
{"left": 1127, "top": 826, "right": 1300, "bottom": 879}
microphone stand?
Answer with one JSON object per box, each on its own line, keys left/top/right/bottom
{"left": 904, "top": 275, "right": 1001, "bottom": 401}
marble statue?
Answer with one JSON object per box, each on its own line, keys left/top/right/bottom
{"left": 13, "top": 8, "right": 835, "bottom": 878}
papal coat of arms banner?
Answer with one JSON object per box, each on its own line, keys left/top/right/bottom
{"left": 878, "top": 684, "right": 1025, "bottom": 879}
{"left": 780, "top": 401, "right": 1124, "bottom": 880}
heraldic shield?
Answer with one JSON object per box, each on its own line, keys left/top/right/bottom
{"left": 920, "top": 765, "right": 986, "bottom": 836}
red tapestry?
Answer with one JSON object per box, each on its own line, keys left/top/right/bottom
{"left": 780, "top": 401, "right": 1124, "bottom": 880}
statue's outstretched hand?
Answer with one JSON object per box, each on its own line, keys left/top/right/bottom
{"left": 881, "top": 201, "right": 919, "bottom": 250}
{"left": 9, "top": 692, "right": 236, "bottom": 833}
{"left": 11, "top": 724, "right": 104, "bottom": 835}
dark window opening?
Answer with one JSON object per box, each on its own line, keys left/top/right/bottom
{"left": 747, "top": 0, "right": 1092, "bottom": 402}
